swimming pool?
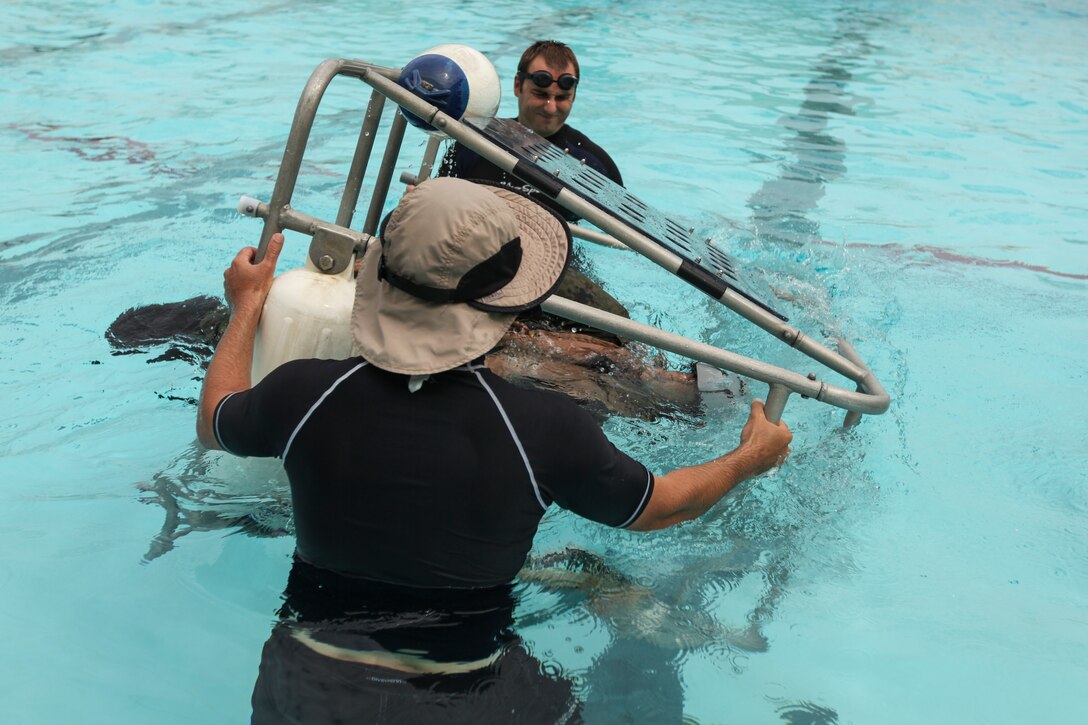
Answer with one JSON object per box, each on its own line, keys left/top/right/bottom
{"left": 2, "top": 0, "right": 1085, "bottom": 722}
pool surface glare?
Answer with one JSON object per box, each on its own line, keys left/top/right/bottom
{"left": 1, "top": 1, "right": 1086, "bottom": 723}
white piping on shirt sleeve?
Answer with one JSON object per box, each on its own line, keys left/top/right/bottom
{"left": 282, "top": 362, "right": 368, "bottom": 462}
{"left": 213, "top": 391, "right": 241, "bottom": 454}
{"left": 473, "top": 369, "right": 548, "bottom": 511}
{"left": 617, "top": 468, "right": 654, "bottom": 529}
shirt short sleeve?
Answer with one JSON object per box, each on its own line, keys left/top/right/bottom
{"left": 212, "top": 358, "right": 340, "bottom": 458}
{"left": 214, "top": 385, "right": 283, "bottom": 458}
{"left": 535, "top": 404, "right": 654, "bottom": 529}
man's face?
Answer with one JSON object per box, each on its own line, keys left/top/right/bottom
{"left": 514, "top": 56, "right": 577, "bottom": 138}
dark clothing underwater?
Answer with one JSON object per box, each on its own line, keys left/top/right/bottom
{"left": 251, "top": 558, "right": 582, "bottom": 724}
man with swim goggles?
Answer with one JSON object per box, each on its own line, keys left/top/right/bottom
{"left": 515, "top": 66, "right": 578, "bottom": 137}
{"left": 513, "top": 42, "right": 581, "bottom": 139}
{"left": 438, "top": 40, "right": 622, "bottom": 194}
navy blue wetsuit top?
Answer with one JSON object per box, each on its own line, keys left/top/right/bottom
{"left": 214, "top": 358, "right": 653, "bottom": 588}
{"left": 437, "top": 122, "right": 623, "bottom": 222}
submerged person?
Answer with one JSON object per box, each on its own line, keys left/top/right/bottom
{"left": 520, "top": 545, "right": 784, "bottom": 722}
{"left": 107, "top": 289, "right": 743, "bottom": 422}
{"left": 196, "top": 177, "right": 791, "bottom": 722}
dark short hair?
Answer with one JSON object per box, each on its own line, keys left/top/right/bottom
{"left": 517, "top": 40, "right": 580, "bottom": 80}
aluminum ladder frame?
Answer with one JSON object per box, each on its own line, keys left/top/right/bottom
{"left": 240, "top": 57, "right": 890, "bottom": 427}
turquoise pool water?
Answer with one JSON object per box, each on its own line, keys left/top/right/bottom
{"left": 2, "top": 1, "right": 1086, "bottom": 722}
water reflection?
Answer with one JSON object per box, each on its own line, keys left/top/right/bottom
{"left": 747, "top": 14, "right": 881, "bottom": 249}
{"left": 137, "top": 443, "right": 290, "bottom": 562}
{"left": 519, "top": 545, "right": 790, "bottom": 722}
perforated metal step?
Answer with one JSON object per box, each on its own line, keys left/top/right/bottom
{"left": 467, "top": 117, "right": 785, "bottom": 321}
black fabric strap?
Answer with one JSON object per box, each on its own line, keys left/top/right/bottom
{"left": 378, "top": 237, "right": 522, "bottom": 303}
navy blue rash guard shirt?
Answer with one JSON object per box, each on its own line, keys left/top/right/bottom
{"left": 438, "top": 122, "right": 622, "bottom": 222}
{"left": 214, "top": 357, "right": 653, "bottom": 588}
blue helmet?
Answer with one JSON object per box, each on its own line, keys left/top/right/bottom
{"left": 398, "top": 54, "right": 471, "bottom": 132}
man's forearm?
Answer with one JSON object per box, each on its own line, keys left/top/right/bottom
{"left": 196, "top": 303, "right": 262, "bottom": 449}
{"left": 628, "top": 447, "right": 761, "bottom": 531}
{"left": 628, "top": 401, "right": 792, "bottom": 531}
{"left": 195, "top": 234, "right": 283, "bottom": 449}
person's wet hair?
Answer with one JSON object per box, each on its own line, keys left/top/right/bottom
{"left": 517, "top": 40, "right": 580, "bottom": 79}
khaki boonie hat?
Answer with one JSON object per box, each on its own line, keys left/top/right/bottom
{"left": 352, "top": 177, "right": 571, "bottom": 375}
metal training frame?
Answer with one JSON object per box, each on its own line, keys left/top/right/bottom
{"left": 239, "top": 58, "right": 890, "bottom": 427}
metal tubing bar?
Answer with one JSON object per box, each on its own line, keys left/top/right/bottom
{"left": 543, "top": 296, "right": 819, "bottom": 395}
{"left": 359, "top": 70, "right": 525, "bottom": 177}
{"left": 339, "top": 59, "right": 400, "bottom": 82}
{"left": 353, "top": 70, "right": 870, "bottom": 382}
{"left": 764, "top": 384, "right": 791, "bottom": 424}
{"left": 788, "top": 331, "right": 868, "bottom": 382}
{"left": 336, "top": 90, "right": 387, "bottom": 228}
{"left": 836, "top": 337, "right": 890, "bottom": 425}
{"left": 843, "top": 404, "right": 863, "bottom": 428}
{"left": 241, "top": 196, "right": 374, "bottom": 250}
{"left": 362, "top": 110, "right": 408, "bottom": 235}
{"left": 530, "top": 187, "right": 870, "bottom": 381}
{"left": 570, "top": 225, "right": 630, "bottom": 250}
{"left": 542, "top": 295, "right": 889, "bottom": 415}
{"left": 836, "top": 337, "right": 889, "bottom": 409}
{"left": 281, "top": 209, "right": 374, "bottom": 251}
{"left": 285, "top": 61, "right": 891, "bottom": 420}
{"left": 551, "top": 199, "right": 869, "bottom": 380}
{"left": 257, "top": 58, "right": 347, "bottom": 262}
{"left": 548, "top": 186, "right": 868, "bottom": 381}
{"left": 415, "top": 135, "right": 443, "bottom": 183}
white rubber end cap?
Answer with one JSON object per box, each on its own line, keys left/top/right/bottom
{"left": 237, "top": 195, "right": 261, "bottom": 217}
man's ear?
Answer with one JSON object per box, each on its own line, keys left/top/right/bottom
{"left": 513, "top": 76, "right": 523, "bottom": 98}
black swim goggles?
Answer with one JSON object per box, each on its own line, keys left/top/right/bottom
{"left": 518, "top": 70, "right": 579, "bottom": 91}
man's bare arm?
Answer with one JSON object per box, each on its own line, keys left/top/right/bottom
{"left": 628, "top": 400, "right": 792, "bottom": 531}
{"left": 196, "top": 234, "right": 284, "bottom": 449}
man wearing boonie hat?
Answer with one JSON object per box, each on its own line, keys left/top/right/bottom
{"left": 196, "top": 177, "right": 791, "bottom": 719}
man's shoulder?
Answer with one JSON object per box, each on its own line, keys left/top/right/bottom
{"left": 274, "top": 356, "right": 364, "bottom": 373}
{"left": 261, "top": 357, "right": 369, "bottom": 388}
{"left": 480, "top": 368, "right": 603, "bottom": 433}
{"left": 227, "top": 357, "right": 369, "bottom": 428}
{"left": 554, "top": 123, "right": 593, "bottom": 144}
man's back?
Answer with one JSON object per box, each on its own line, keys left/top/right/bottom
{"left": 214, "top": 357, "right": 653, "bottom": 587}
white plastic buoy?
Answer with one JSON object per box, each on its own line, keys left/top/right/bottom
{"left": 397, "top": 44, "right": 501, "bottom": 136}
{"left": 251, "top": 257, "right": 356, "bottom": 383}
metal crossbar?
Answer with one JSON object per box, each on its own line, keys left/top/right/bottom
{"left": 240, "top": 57, "right": 890, "bottom": 427}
